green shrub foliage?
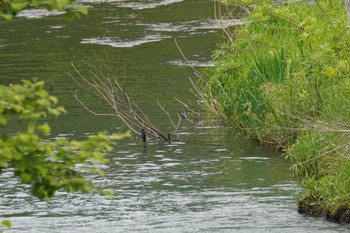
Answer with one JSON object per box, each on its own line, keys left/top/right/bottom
{"left": 0, "top": 80, "right": 129, "bottom": 199}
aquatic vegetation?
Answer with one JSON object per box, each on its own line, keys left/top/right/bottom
{"left": 204, "top": 0, "right": 350, "bottom": 222}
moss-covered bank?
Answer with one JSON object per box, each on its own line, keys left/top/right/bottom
{"left": 204, "top": 0, "right": 350, "bottom": 223}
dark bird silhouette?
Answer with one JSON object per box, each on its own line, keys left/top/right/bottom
{"left": 141, "top": 127, "right": 147, "bottom": 144}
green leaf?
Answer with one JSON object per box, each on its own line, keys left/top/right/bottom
{"left": 0, "top": 13, "right": 13, "bottom": 20}
{"left": 21, "top": 172, "right": 32, "bottom": 183}
{"left": 0, "top": 115, "right": 7, "bottom": 126}
{"left": 38, "top": 123, "right": 51, "bottom": 134}
{"left": 27, "top": 122, "right": 36, "bottom": 133}
{"left": 76, "top": 6, "right": 88, "bottom": 15}
{"left": 0, "top": 159, "right": 8, "bottom": 168}
{"left": 36, "top": 89, "right": 48, "bottom": 98}
{"left": 56, "top": 0, "right": 68, "bottom": 10}
{"left": 108, "top": 131, "right": 132, "bottom": 140}
{"left": 100, "top": 188, "right": 114, "bottom": 198}
{"left": 48, "top": 176, "right": 58, "bottom": 186}
{"left": 19, "top": 134, "right": 31, "bottom": 142}
{"left": 2, "top": 219, "right": 12, "bottom": 228}
{"left": 12, "top": 152, "right": 23, "bottom": 160}
{"left": 32, "top": 0, "right": 44, "bottom": 7}
{"left": 64, "top": 12, "right": 78, "bottom": 21}
{"left": 49, "top": 96, "right": 58, "bottom": 104}
{"left": 10, "top": 2, "right": 28, "bottom": 11}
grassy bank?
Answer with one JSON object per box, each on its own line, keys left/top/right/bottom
{"left": 204, "top": 0, "right": 350, "bottom": 222}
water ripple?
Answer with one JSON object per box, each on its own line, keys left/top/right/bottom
{"left": 78, "top": 0, "right": 183, "bottom": 9}
{"left": 81, "top": 34, "right": 171, "bottom": 48}
{"left": 115, "top": 0, "right": 183, "bottom": 10}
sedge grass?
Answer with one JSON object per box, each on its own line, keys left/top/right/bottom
{"left": 204, "top": 0, "right": 350, "bottom": 222}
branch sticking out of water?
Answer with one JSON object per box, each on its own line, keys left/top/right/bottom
{"left": 71, "top": 62, "right": 170, "bottom": 143}
{"left": 71, "top": 62, "right": 207, "bottom": 144}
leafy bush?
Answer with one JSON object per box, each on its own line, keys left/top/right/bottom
{"left": 0, "top": 80, "right": 129, "bottom": 199}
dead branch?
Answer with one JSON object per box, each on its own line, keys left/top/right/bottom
{"left": 71, "top": 62, "right": 209, "bottom": 144}
{"left": 157, "top": 99, "right": 176, "bottom": 129}
{"left": 71, "top": 63, "right": 169, "bottom": 141}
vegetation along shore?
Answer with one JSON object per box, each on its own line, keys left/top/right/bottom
{"left": 203, "top": 0, "right": 350, "bottom": 223}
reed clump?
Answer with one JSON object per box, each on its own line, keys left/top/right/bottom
{"left": 204, "top": 0, "right": 350, "bottom": 222}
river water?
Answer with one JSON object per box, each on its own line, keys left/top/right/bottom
{"left": 0, "top": 0, "right": 350, "bottom": 232}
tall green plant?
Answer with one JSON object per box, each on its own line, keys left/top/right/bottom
{"left": 205, "top": 0, "right": 350, "bottom": 222}
{"left": 205, "top": 0, "right": 350, "bottom": 144}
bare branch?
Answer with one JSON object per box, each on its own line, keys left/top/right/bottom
{"left": 73, "top": 91, "right": 115, "bottom": 117}
{"left": 158, "top": 99, "right": 176, "bottom": 129}
{"left": 174, "top": 39, "right": 202, "bottom": 78}
{"left": 71, "top": 66, "right": 174, "bottom": 143}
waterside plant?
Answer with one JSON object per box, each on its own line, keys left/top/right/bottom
{"left": 204, "top": 0, "right": 350, "bottom": 222}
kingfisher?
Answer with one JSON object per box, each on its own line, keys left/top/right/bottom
{"left": 177, "top": 111, "right": 188, "bottom": 120}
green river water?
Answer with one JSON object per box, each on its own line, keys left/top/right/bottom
{"left": 1, "top": 0, "right": 350, "bottom": 232}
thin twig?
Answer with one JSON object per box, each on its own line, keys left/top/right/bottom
{"left": 157, "top": 99, "right": 176, "bottom": 129}
{"left": 174, "top": 39, "right": 202, "bottom": 78}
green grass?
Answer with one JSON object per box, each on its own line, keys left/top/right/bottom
{"left": 204, "top": 0, "right": 350, "bottom": 222}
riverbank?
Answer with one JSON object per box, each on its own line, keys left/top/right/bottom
{"left": 203, "top": 0, "right": 350, "bottom": 223}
